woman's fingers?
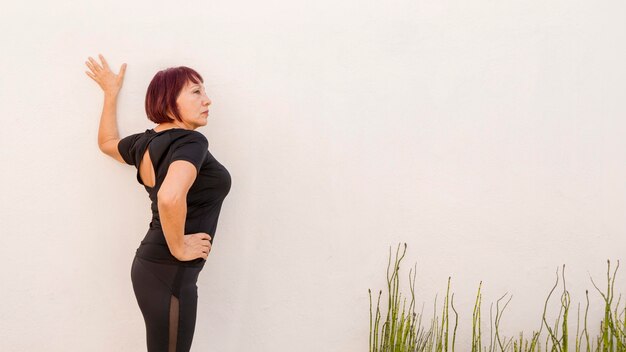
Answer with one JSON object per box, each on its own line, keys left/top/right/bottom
{"left": 98, "top": 54, "right": 110, "bottom": 71}
{"left": 117, "top": 63, "right": 127, "bottom": 81}
{"left": 199, "top": 241, "right": 211, "bottom": 253}
{"left": 85, "top": 60, "right": 103, "bottom": 83}
{"left": 88, "top": 56, "right": 102, "bottom": 72}
{"left": 85, "top": 70, "right": 97, "bottom": 83}
{"left": 84, "top": 62, "right": 101, "bottom": 84}
{"left": 85, "top": 60, "right": 96, "bottom": 74}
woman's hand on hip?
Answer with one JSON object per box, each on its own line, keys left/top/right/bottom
{"left": 84, "top": 54, "right": 127, "bottom": 97}
{"left": 177, "top": 232, "right": 212, "bottom": 261}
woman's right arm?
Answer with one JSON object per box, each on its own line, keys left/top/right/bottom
{"left": 158, "top": 160, "right": 212, "bottom": 261}
{"left": 84, "top": 54, "right": 127, "bottom": 163}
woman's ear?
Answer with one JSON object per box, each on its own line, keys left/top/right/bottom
{"left": 166, "top": 108, "right": 176, "bottom": 121}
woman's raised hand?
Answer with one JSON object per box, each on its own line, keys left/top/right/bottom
{"left": 85, "top": 54, "right": 127, "bottom": 97}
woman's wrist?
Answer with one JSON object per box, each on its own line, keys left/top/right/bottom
{"left": 104, "top": 91, "right": 119, "bottom": 100}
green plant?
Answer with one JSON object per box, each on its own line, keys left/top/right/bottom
{"left": 368, "top": 243, "right": 625, "bottom": 352}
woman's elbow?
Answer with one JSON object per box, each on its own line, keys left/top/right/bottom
{"left": 157, "top": 190, "right": 186, "bottom": 206}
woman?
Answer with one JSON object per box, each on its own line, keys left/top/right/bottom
{"left": 85, "top": 54, "right": 232, "bottom": 351}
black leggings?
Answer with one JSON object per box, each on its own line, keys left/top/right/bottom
{"left": 130, "top": 256, "right": 205, "bottom": 352}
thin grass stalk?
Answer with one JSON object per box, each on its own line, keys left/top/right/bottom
{"left": 606, "top": 261, "right": 614, "bottom": 352}
{"left": 604, "top": 260, "right": 613, "bottom": 352}
{"left": 384, "top": 252, "right": 397, "bottom": 352}
{"left": 408, "top": 263, "right": 418, "bottom": 350}
{"left": 584, "top": 290, "right": 591, "bottom": 352}
{"left": 405, "top": 299, "right": 415, "bottom": 351}
{"left": 426, "top": 306, "right": 435, "bottom": 352}
{"left": 473, "top": 282, "right": 483, "bottom": 352}
{"left": 612, "top": 294, "right": 624, "bottom": 350}
{"left": 528, "top": 312, "right": 543, "bottom": 351}
{"left": 417, "top": 302, "right": 427, "bottom": 351}
{"left": 370, "top": 288, "right": 374, "bottom": 352}
{"left": 607, "top": 267, "right": 626, "bottom": 351}
{"left": 479, "top": 285, "right": 483, "bottom": 352}
{"left": 494, "top": 293, "right": 513, "bottom": 351}
{"left": 433, "top": 294, "right": 439, "bottom": 352}
{"left": 553, "top": 296, "right": 565, "bottom": 350}
{"left": 382, "top": 245, "right": 394, "bottom": 351}
{"left": 388, "top": 243, "right": 407, "bottom": 351}
{"left": 402, "top": 308, "right": 414, "bottom": 350}
{"left": 489, "top": 302, "right": 495, "bottom": 352}
{"left": 590, "top": 260, "right": 625, "bottom": 352}
{"left": 621, "top": 305, "right": 626, "bottom": 350}
{"left": 398, "top": 295, "right": 407, "bottom": 350}
{"left": 451, "top": 293, "right": 458, "bottom": 352}
{"left": 607, "top": 261, "right": 624, "bottom": 351}
{"left": 382, "top": 245, "right": 394, "bottom": 350}
{"left": 561, "top": 265, "right": 570, "bottom": 352}
{"left": 542, "top": 266, "right": 562, "bottom": 352}
{"left": 612, "top": 294, "right": 621, "bottom": 350}
{"left": 576, "top": 302, "right": 581, "bottom": 352}
{"left": 435, "top": 279, "right": 451, "bottom": 352}
{"left": 444, "top": 278, "right": 451, "bottom": 352}
{"left": 395, "top": 295, "right": 405, "bottom": 351}
{"left": 622, "top": 304, "right": 626, "bottom": 345}
{"left": 376, "top": 290, "right": 383, "bottom": 352}
{"left": 549, "top": 277, "right": 567, "bottom": 352}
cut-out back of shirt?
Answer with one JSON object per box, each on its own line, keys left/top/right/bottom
{"left": 138, "top": 145, "right": 156, "bottom": 188}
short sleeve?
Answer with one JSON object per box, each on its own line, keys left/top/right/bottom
{"left": 169, "top": 132, "right": 209, "bottom": 174}
{"left": 118, "top": 133, "right": 142, "bottom": 165}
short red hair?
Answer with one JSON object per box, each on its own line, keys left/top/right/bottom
{"left": 145, "top": 66, "right": 204, "bottom": 124}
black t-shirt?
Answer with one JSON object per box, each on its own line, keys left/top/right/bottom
{"left": 118, "top": 128, "right": 232, "bottom": 266}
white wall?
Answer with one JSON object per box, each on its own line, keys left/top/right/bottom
{"left": 1, "top": 0, "right": 625, "bottom": 351}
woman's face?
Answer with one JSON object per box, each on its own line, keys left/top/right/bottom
{"left": 173, "top": 80, "right": 211, "bottom": 129}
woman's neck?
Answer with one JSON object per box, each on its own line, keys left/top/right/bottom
{"left": 154, "top": 122, "right": 191, "bottom": 132}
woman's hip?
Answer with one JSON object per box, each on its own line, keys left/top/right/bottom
{"left": 130, "top": 256, "right": 204, "bottom": 297}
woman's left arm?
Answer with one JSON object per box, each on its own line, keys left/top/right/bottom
{"left": 85, "top": 54, "right": 127, "bottom": 163}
